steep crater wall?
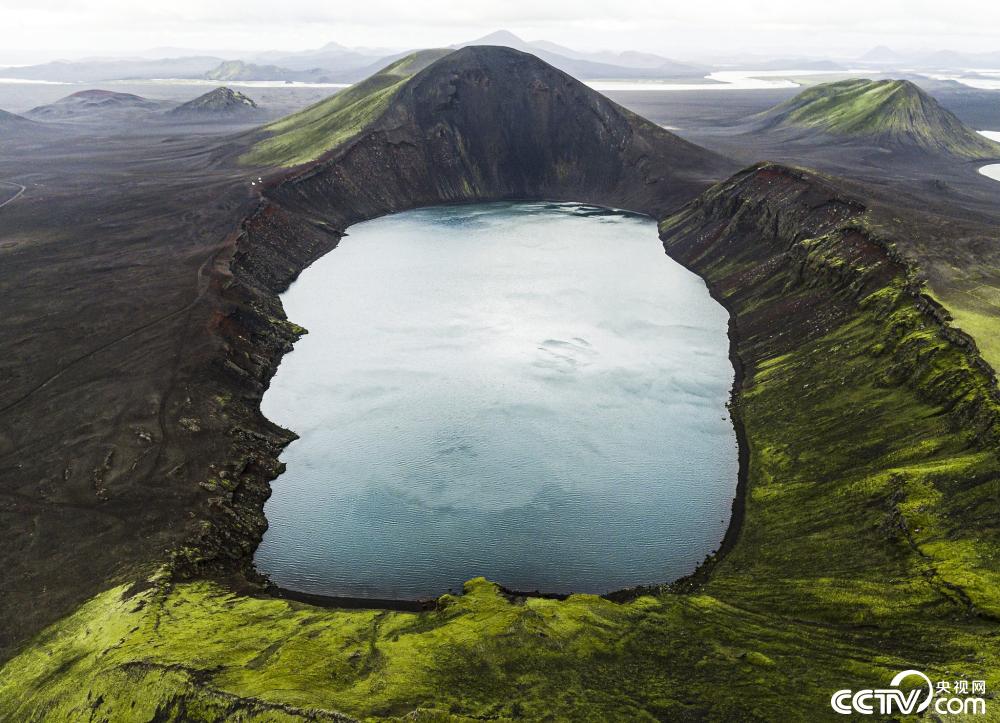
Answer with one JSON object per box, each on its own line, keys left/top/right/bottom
{"left": 187, "top": 50, "right": 1000, "bottom": 614}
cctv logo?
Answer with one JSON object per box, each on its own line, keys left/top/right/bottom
{"left": 831, "top": 669, "right": 987, "bottom": 716}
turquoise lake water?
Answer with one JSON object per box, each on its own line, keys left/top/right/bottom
{"left": 254, "top": 202, "right": 738, "bottom": 599}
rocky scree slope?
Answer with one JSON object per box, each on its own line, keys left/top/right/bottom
{"left": 169, "top": 87, "right": 259, "bottom": 117}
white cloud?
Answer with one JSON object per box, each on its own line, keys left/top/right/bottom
{"left": 2, "top": 0, "right": 999, "bottom": 62}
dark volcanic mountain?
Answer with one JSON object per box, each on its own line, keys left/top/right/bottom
{"left": 247, "top": 46, "right": 732, "bottom": 218}
{"left": 25, "top": 89, "right": 170, "bottom": 121}
{"left": 169, "top": 87, "right": 260, "bottom": 117}
{"left": 754, "top": 78, "right": 1000, "bottom": 158}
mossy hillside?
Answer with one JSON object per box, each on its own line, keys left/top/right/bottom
{"left": 662, "top": 165, "right": 1000, "bottom": 620}
{"left": 241, "top": 49, "right": 453, "bottom": 168}
{"left": 4, "top": 165, "right": 1000, "bottom": 720}
{"left": 703, "top": 269, "right": 1000, "bottom": 621}
{"left": 757, "top": 79, "right": 1000, "bottom": 158}
{"left": 2, "top": 548, "right": 996, "bottom": 722}
{"left": 3, "top": 298, "right": 998, "bottom": 719}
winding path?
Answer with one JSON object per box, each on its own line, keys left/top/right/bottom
{"left": 0, "top": 180, "right": 25, "bottom": 209}
{"left": 0, "top": 236, "right": 233, "bottom": 418}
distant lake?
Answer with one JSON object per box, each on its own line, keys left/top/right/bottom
{"left": 254, "top": 202, "right": 738, "bottom": 599}
{"left": 974, "top": 133, "right": 1000, "bottom": 182}
{"left": 980, "top": 164, "right": 1000, "bottom": 183}
{"left": 586, "top": 68, "right": 879, "bottom": 92}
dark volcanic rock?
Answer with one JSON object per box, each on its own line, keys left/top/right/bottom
{"left": 169, "top": 87, "right": 260, "bottom": 117}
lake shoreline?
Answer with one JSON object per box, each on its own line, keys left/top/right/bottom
{"left": 254, "top": 202, "right": 739, "bottom": 601}
{"left": 251, "top": 248, "right": 752, "bottom": 608}
{"left": 608, "top": 248, "right": 751, "bottom": 601}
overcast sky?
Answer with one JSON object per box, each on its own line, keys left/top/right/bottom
{"left": 3, "top": 0, "right": 999, "bottom": 64}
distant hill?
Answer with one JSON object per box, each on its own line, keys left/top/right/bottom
{"left": 0, "top": 108, "right": 32, "bottom": 126}
{"left": 168, "top": 87, "right": 260, "bottom": 117}
{"left": 250, "top": 41, "right": 391, "bottom": 74}
{"left": 25, "top": 89, "right": 171, "bottom": 121}
{"left": 204, "top": 60, "right": 337, "bottom": 83}
{"left": 531, "top": 42, "right": 688, "bottom": 70}
{"left": 454, "top": 30, "right": 704, "bottom": 79}
{"left": 0, "top": 50, "right": 381, "bottom": 84}
{"left": 0, "top": 108, "right": 52, "bottom": 144}
{"left": 0, "top": 33, "right": 704, "bottom": 86}
{"left": 754, "top": 78, "right": 1000, "bottom": 158}
{"left": 858, "top": 46, "right": 1000, "bottom": 69}
{"left": 498, "top": 32, "right": 702, "bottom": 73}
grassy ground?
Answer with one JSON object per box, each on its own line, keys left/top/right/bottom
{"left": 3, "top": 210, "right": 999, "bottom": 719}
{"left": 935, "top": 284, "right": 1000, "bottom": 373}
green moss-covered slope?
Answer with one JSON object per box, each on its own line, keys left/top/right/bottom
{"left": 241, "top": 49, "right": 452, "bottom": 167}
{"left": 3, "top": 163, "right": 999, "bottom": 720}
{"left": 756, "top": 79, "right": 1000, "bottom": 158}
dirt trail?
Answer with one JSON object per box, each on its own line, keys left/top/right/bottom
{"left": 0, "top": 181, "right": 25, "bottom": 209}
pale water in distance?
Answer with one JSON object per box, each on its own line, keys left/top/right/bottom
{"left": 255, "top": 202, "right": 738, "bottom": 599}
{"left": 979, "top": 164, "right": 1000, "bottom": 183}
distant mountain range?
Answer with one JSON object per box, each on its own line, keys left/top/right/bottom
{"left": 454, "top": 30, "right": 705, "bottom": 79}
{"left": 203, "top": 60, "right": 339, "bottom": 84}
{"left": 4, "top": 34, "right": 998, "bottom": 86}
{"left": 857, "top": 45, "right": 1000, "bottom": 68}
{"left": 247, "top": 41, "right": 393, "bottom": 74}
{"left": 2, "top": 56, "right": 224, "bottom": 83}
{"left": 0, "top": 30, "right": 704, "bottom": 85}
